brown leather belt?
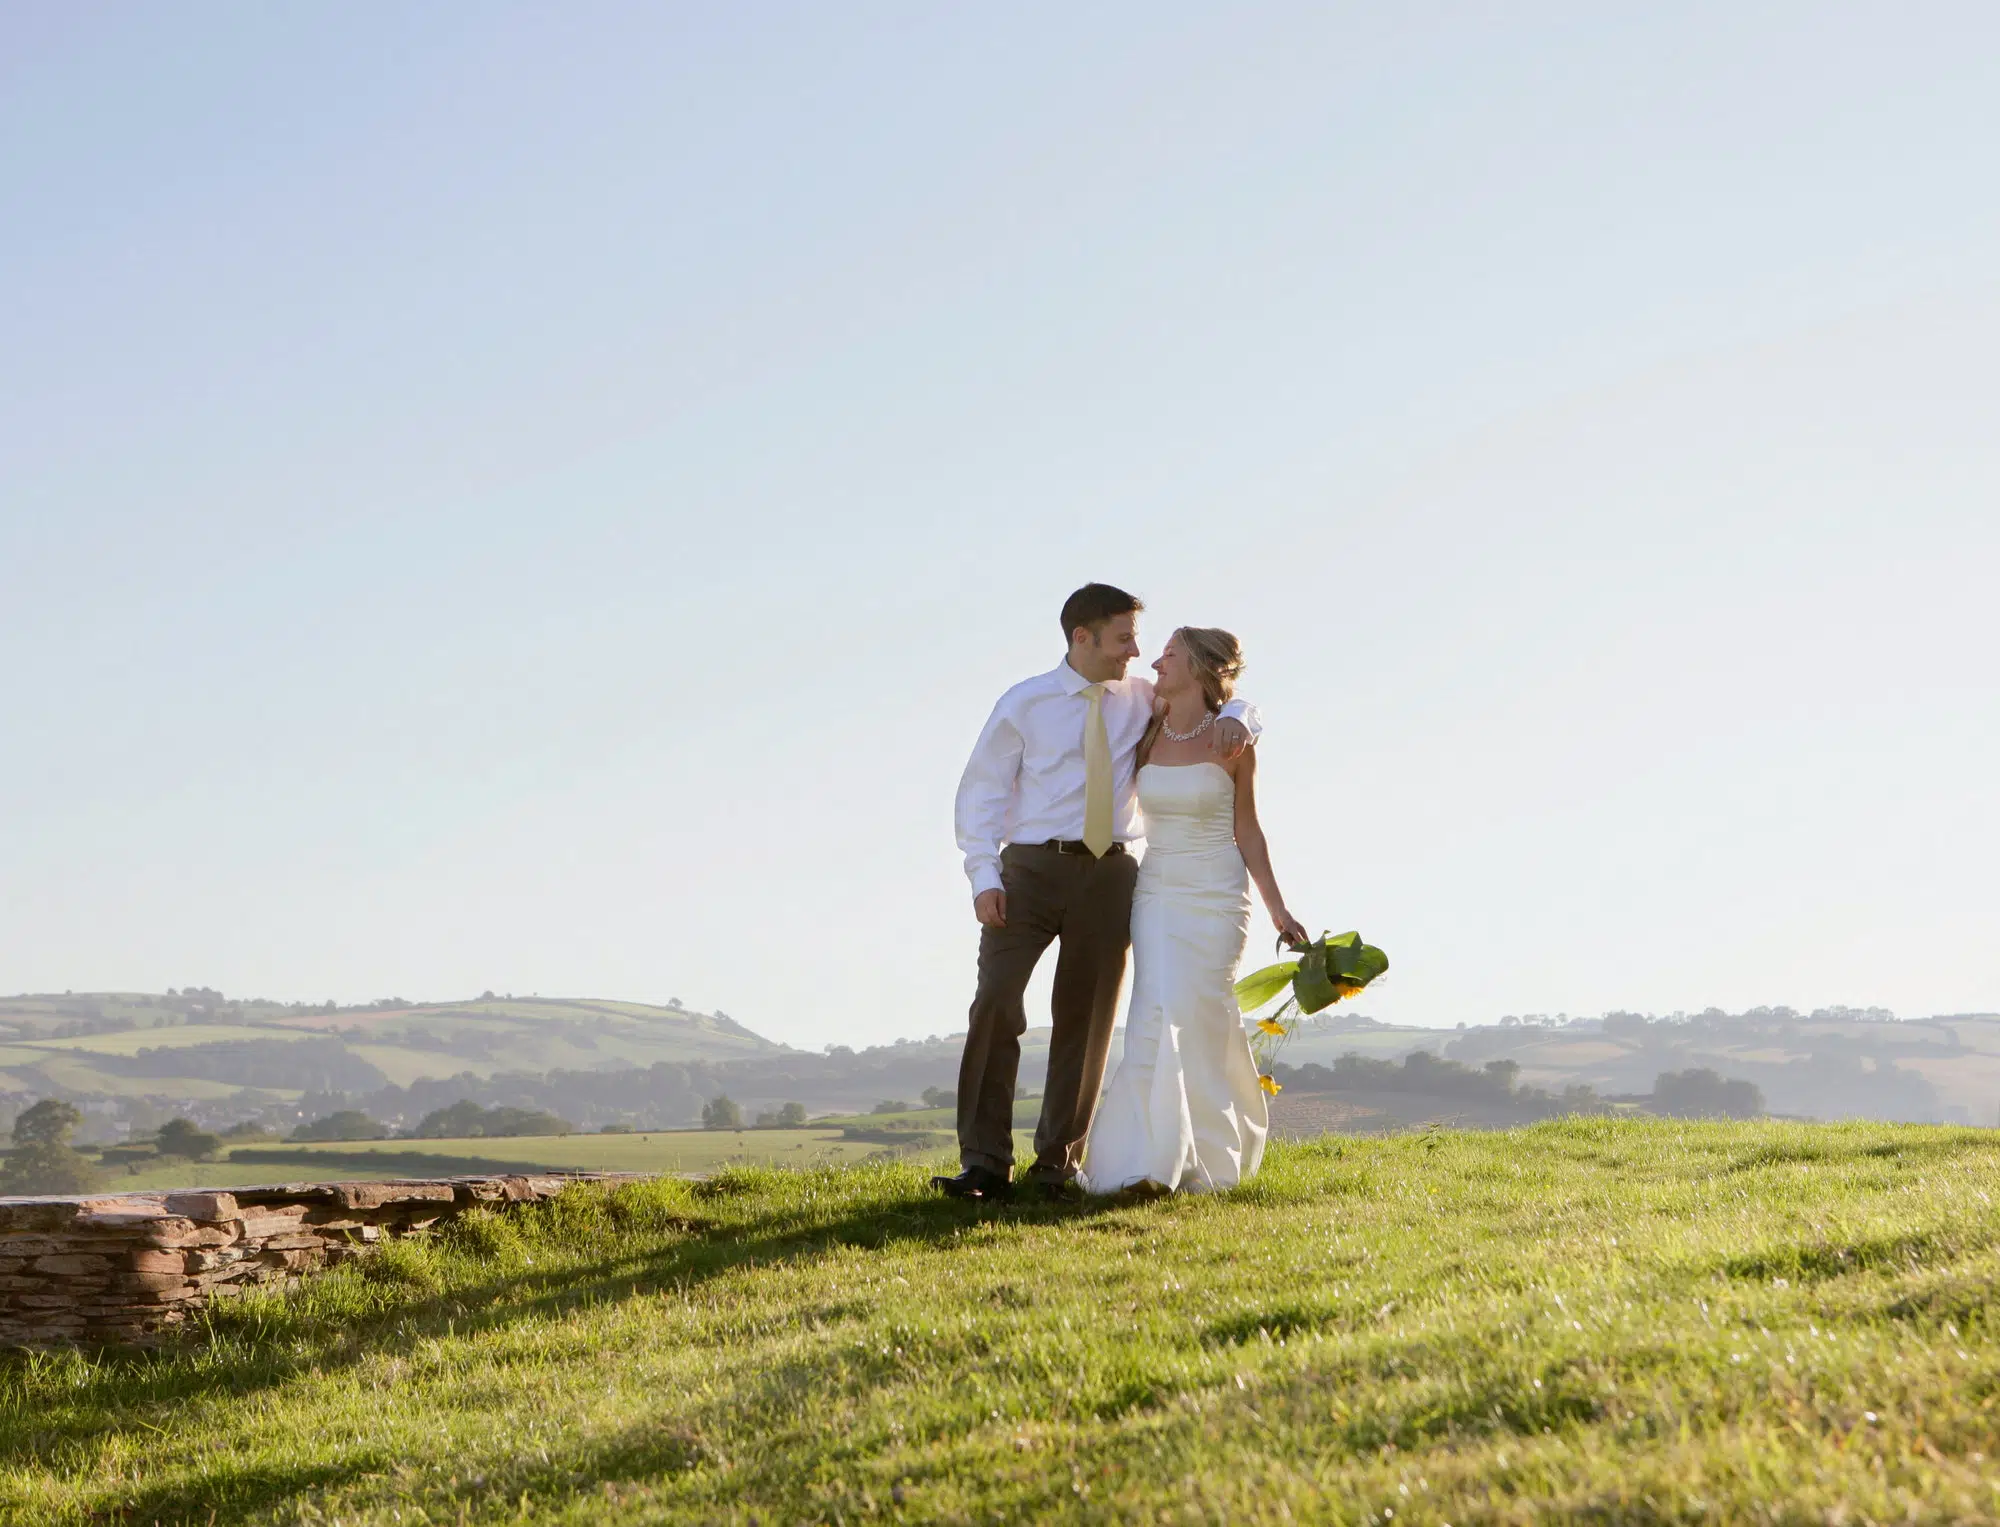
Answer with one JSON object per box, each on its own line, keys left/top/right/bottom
{"left": 1025, "top": 839, "right": 1127, "bottom": 856}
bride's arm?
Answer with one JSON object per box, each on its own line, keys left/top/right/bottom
{"left": 1231, "top": 747, "right": 1308, "bottom": 947}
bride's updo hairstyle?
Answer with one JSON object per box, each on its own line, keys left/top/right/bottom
{"left": 1139, "top": 626, "right": 1245, "bottom": 766}
{"left": 1177, "top": 626, "right": 1244, "bottom": 713}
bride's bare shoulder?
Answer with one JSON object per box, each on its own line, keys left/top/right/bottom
{"left": 1220, "top": 734, "right": 1257, "bottom": 781}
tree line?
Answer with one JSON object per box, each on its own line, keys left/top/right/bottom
{"left": 1268, "top": 1051, "right": 1765, "bottom": 1119}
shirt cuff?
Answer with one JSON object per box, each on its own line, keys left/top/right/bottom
{"left": 967, "top": 860, "right": 1005, "bottom": 897}
{"left": 1218, "top": 697, "right": 1261, "bottom": 739}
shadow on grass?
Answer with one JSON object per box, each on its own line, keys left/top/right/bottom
{"left": 1717, "top": 1227, "right": 1963, "bottom": 1284}
{"left": 0, "top": 1169, "right": 1141, "bottom": 1490}
{"left": 1713, "top": 1130, "right": 2000, "bottom": 1177}
{"left": 73, "top": 1459, "right": 358, "bottom": 1527}
{"left": 78, "top": 1318, "right": 1621, "bottom": 1526}
{"left": 95, "top": 1392, "right": 773, "bottom": 1525}
{"left": 1203, "top": 1304, "right": 1342, "bottom": 1346}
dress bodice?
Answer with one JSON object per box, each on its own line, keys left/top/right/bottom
{"left": 1137, "top": 762, "right": 1238, "bottom": 855}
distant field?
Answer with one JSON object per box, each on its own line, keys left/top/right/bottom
{"left": 1275, "top": 1022, "right": 1434, "bottom": 1066}
{"left": 96, "top": 1129, "right": 892, "bottom": 1189}
{"left": 96, "top": 1121, "right": 1035, "bottom": 1191}
{"left": 12, "top": 1024, "right": 316, "bottom": 1056}
{"left": 26, "top": 1053, "right": 255, "bottom": 1102}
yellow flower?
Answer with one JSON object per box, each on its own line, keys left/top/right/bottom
{"left": 1259, "top": 1074, "right": 1282, "bottom": 1096}
{"left": 1255, "top": 1017, "right": 1289, "bottom": 1037}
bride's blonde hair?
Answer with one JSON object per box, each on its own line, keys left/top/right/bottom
{"left": 1139, "top": 626, "right": 1245, "bottom": 766}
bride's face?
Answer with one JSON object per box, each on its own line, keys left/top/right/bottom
{"left": 1151, "top": 636, "right": 1194, "bottom": 697}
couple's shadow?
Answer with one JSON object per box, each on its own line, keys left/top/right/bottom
{"left": 0, "top": 1171, "right": 1164, "bottom": 1487}
{"left": 17, "top": 1178, "right": 1187, "bottom": 1526}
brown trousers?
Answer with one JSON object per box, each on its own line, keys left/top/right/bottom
{"left": 956, "top": 842, "right": 1140, "bottom": 1177}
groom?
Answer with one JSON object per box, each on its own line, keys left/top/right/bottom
{"left": 936, "top": 583, "right": 1260, "bottom": 1200}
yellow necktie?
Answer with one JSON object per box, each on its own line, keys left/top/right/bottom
{"left": 1082, "top": 683, "right": 1113, "bottom": 857}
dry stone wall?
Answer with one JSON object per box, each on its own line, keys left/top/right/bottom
{"left": 0, "top": 1173, "right": 635, "bottom": 1348}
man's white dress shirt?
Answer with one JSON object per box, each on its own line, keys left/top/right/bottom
{"left": 954, "top": 661, "right": 1262, "bottom": 896}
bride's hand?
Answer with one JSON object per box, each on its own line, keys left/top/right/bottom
{"left": 1273, "top": 909, "right": 1308, "bottom": 948}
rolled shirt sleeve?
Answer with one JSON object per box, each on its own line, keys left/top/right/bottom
{"left": 1219, "top": 696, "right": 1261, "bottom": 742}
{"left": 954, "top": 700, "right": 1023, "bottom": 896}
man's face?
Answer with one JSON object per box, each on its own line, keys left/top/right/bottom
{"left": 1071, "top": 613, "right": 1140, "bottom": 682}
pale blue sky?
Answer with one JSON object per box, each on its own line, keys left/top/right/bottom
{"left": 4, "top": 5, "right": 1996, "bottom": 1049}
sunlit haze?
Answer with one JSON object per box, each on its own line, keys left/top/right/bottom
{"left": 4, "top": 6, "right": 1997, "bottom": 1049}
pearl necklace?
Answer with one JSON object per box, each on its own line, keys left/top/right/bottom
{"left": 1159, "top": 709, "right": 1215, "bottom": 743}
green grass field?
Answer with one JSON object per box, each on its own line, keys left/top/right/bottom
{"left": 95, "top": 1127, "right": 947, "bottom": 1190}
{"left": 93, "top": 1107, "right": 1026, "bottom": 1191}
{"left": 8, "top": 1118, "right": 2000, "bottom": 1523}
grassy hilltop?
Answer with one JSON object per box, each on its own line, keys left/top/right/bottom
{"left": 6, "top": 1119, "right": 2000, "bottom": 1523}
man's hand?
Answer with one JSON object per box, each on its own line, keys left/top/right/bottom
{"left": 974, "top": 889, "right": 1007, "bottom": 928}
{"left": 1215, "top": 717, "right": 1252, "bottom": 760}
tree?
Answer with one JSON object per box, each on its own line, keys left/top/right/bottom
{"left": 13, "top": 1099, "right": 83, "bottom": 1145}
{"left": 702, "top": 1094, "right": 743, "bottom": 1130}
{"left": 410, "top": 1099, "right": 489, "bottom": 1139}
{"left": 290, "top": 1109, "right": 389, "bottom": 1142}
{"left": 479, "top": 1106, "right": 571, "bottom": 1137}
{"left": 1652, "top": 1067, "right": 1764, "bottom": 1119}
{"left": 756, "top": 1101, "right": 809, "bottom": 1128}
{"left": 872, "top": 1099, "right": 914, "bottom": 1115}
{"left": 921, "top": 1087, "right": 956, "bottom": 1110}
{"left": 1, "top": 1099, "right": 103, "bottom": 1195}
{"left": 155, "top": 1118, "right": 221, "bottom": 1160}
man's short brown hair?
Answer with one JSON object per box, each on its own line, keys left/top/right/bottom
{"left": 1060, "top": 583, "right": 1144, "bottom": 643}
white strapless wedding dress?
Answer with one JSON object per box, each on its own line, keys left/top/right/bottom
{"left": 1080, "top": 762, "right": 1268, "bottom": 1193}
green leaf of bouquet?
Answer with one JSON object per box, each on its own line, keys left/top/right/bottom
{"left": 1293, "top": 973, "right": 1339, "bottom": 1012}
{"left": 1234, "top": 961, "right": 1300, "bottom": 1012}
{"left": 1322, "top": 932, "right": 1390, "bottom": 993}
{"left": 1293, "top": 940, "right": 1339, "bottom": 1014}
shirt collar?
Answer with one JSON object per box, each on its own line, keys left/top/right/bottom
{"left": 1054, "top": 659, "right": 1097, "bottom": 696}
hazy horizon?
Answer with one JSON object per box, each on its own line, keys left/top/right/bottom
{"left": 5, "top": 6, "right": 1997, "bottom": 1048}
{"left": 4, "top": 986, "right": 1985, "bottom": 1039}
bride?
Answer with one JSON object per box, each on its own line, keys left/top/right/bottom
{"left": 1080, "top": 627, "right": 1306, "bottom": 1195}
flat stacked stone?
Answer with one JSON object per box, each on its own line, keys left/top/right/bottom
{"left": 0, "top": 1173, "right": 638, "bottom": 1348}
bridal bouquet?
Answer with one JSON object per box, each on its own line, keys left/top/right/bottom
{"left": 1235, "top": 931, "right": 1390, "bottom": 1094}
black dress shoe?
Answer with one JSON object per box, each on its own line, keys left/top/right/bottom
{"left": 930, "top": 1166, "right": 1013, "bottom": 1201}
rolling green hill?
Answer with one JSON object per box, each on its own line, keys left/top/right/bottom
{"left": 5, "top": 1119, "right": 1998, "bottom": 1523}
{"left": 9, "top": 991, "right": 1996, "bottom": 1153}
{"left": 0, "top": 995, "right": 796, "bottom": 1143}
{"left": 0, "top": 992, "right": 783, "bottom": 1115}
